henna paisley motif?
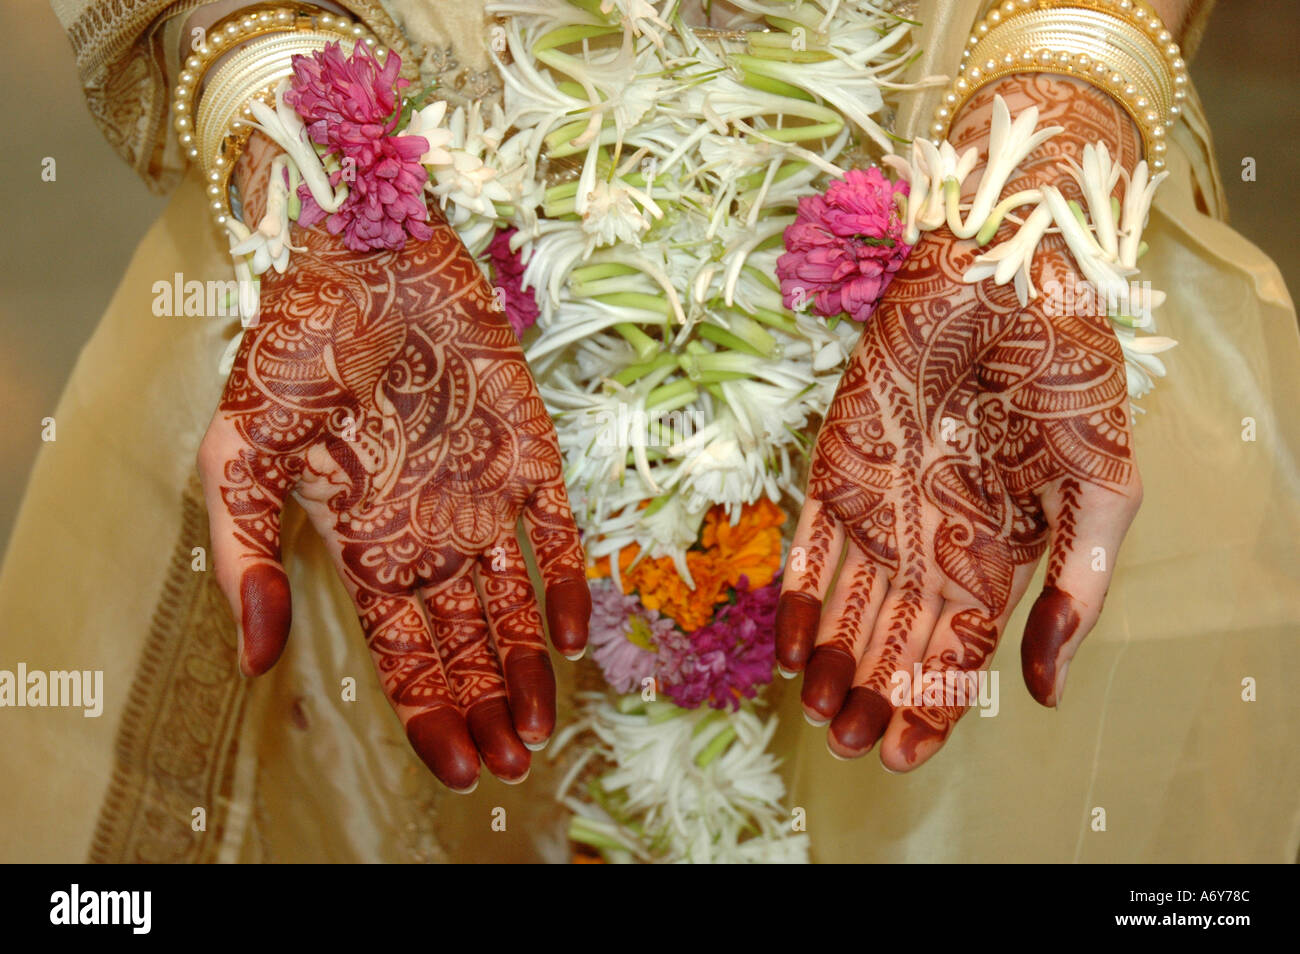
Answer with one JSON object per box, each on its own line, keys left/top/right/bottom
{"left": 778, "top": 74, "right": 1146, "bottom": 771}
{"left": 198, "top": 134, "right": 591, "bottom": 792}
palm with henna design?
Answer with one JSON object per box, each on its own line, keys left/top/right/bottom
{"left": 776, "top": 75, "right": 1144, "bottom": 771}
{"left": 198, "top": 136, "right": 590, "bottom": 792}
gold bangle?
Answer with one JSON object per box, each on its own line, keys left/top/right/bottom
{"left": 931, "top": 0, "right": 1188, "bottom": 171}
{"left": 172, "top": 3, "right": 382, "bottom": 227}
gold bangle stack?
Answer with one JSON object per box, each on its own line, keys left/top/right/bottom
{"left": 172, "top": 3, "right": 385, "bottom": 227}
{"left": 931, "top": 0, "right": 1188, "bottom": 171}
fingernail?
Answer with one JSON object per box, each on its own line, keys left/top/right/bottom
{"left": 777, "top": 665, "right": 798, "bottom": 680}
{"left": 449, "top": 780, "right": 479, "bottom": 796}
{"left": 1054, "top": 659, "right": 1071, "bottom": 708}
{"left": 804, "top": 711, "right": 830, "bottom": 728}
{"left": 826, "top": 740, "right": 851, "bottom": 761}
{"left": 524, "top": 738, "right": 550, "bottom": 752}
{"left": 562, "top": 647, "right": 586, "bottom": 662}
{"left": 500, "top": 767, "right": 531, "bottom": 786}
{"left": 775, "top": 591, "right": 821, "bottom": 673}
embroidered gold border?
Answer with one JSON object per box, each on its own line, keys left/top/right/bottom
{"left": 88, "top": 475, "right": 250, "bottom": 863}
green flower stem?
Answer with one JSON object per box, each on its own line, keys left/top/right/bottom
{"left": 612, "top": 351, "right": 677, "bottom": 387}
{"left": 645, "top": 378, "right": 698, "bottom": 411}
{"left": 737, "top": 68, "right": 815, "bottom": 101}
{"left": 614, "top": 322, "right": 661, "bottom": 361}
{"left": 697, "top": 321, "right": 770, "bottom": 358}
{"left": 765, "top": 10, "right": 823, "bottom": 32}
{"left": 758, "top": 121, "right": 844, "bottom": 143}
{"left": 1066, "top": 198, "right": 1090, "bottom": 232}
{"left": 975, "top": 189, "right": 1042, "bottom": 245}
{"left": 647, "top": 700, "right": 685, "bottom": 724}
{"left": 725, "top": 310, "right": 778, "bottom": 354}
{"left": 544, "top": 181, "right": 581, "bottom": 203}
{"left": 684, "top": 349, "right": 762, "bottom": 376}
{"left": 568, "top": 819, "right": 631, "bottom": 854}
{"left": 571, "top": 261, "right": 637, "bottom": 283}
{"left": 641, "top": 494, "right": 670, "bottom": 518}
{"left": 544, "top": 119, "right": 595, "bottom": 155}
{"left": 572, "top": 276, "right": 655, "bottom": 297}
{"left": 695, "top": 725, "right": 738, "bottom": 767}
{"left": 691, "top": 708, "right": 725, "bottom": 738}
{"left": 735, "top": 159, "right": 808, "bottom": 193}
{"left": 534, "top": 24, "right": 621, "bottom": 54}
{"left": 543, "top": 196, "right": 578, "bottom": 217}
{"left": 749, "top": 306, "right": 801, "bottom": 335}
{"left": 565, "top": 0, "right": 608, "bottom": 18}
{"left": 744, "top": 264, "right": 782, "bottom": 294}
{"left": 744, "top": 31, "right": 833, "bottom": 62}
{"left": 598, "top": 292, "right": 673, "bottom": 316}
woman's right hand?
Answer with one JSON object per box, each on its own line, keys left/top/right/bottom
{"left": 198, "top": 137, "right": 591, "bottom": 792}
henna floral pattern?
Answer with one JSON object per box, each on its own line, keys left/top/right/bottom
{"left": 777, "top": 75, "right": 1145, "bottom": 770}
{"left": 199, "top": 135, "right": 590, "bottom": 792}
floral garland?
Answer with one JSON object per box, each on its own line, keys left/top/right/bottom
{"left": 883, "top": 96, "right": 1175, "bottom": 400}
{"left": 218, "top": 0, "right": 1173, "bottom": 863}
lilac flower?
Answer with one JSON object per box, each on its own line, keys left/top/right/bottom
{"left": 659, "top": 578, "right": 779, "bottom": 710}
{"left": 589, "top": 580, "right": 678, "bottom": 695}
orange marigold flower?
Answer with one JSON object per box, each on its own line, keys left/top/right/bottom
{"left": 586, "top": 499, "right": 787, "bottom": 632}
{"left": 702, "top": 498, "right": 785, "bottom": 592}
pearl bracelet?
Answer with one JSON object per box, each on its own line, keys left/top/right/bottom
{"left": 932, "top": 0, "right": 1188, "bottom": 172}
{"left": 171, "top": 3, "right": 381, "bottom": 228}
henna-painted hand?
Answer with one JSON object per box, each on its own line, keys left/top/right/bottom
{"left": 198, "top": 136, "right": 590, "bottom": 792}
{"left": 776, "top": 76, "right": 1145, "bottom": 770}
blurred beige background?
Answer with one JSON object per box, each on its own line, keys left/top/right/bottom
{"left": 1, "top": 0, "right": 1297, "bottom": 553}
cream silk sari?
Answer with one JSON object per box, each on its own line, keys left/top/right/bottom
{"left": 8, "top": 0, "right": 1295, "bottom": 862}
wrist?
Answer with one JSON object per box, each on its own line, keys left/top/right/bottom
{"left": 232, "top": 131, "right": 284, "bottom": 225}
{"left": 949, "top": 73, "right": 1142, "bottom": 201}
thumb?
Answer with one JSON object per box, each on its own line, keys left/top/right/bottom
{"left": 1022, "top": 472, "right": 1141, "bottom": 707}
{"left": 198, "top": 418, "right": 295, "bottom": 677}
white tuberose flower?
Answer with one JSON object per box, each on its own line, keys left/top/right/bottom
{"left": 404, "top": 99, "right": 455, "bottom": 167}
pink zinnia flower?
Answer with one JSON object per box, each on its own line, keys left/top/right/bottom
{"left": 589, "top": 581, "right": 679, "bottom": 695}
{"left": 658, "top": 577, "right": 779, "bottom": 711}
{"left": 486, "top": 228, "right": 540, "bottom": 337}
{"left": 286, "top": 42, "right": 432, "bottom": 252}
{"left": 777, "top": 167, "right": 911, "bottom": 323}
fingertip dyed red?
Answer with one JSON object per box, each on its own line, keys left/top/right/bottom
{"left": 545, "top": 577, "right": 591, "bottom": 656}
{"left": 467, "top": 697, "right": 532, "bottom": 782}
{"left": 504, "top": 651, "right": 557, "bottom": 743}
{"left": 828, "top": 687, "right": 892, "bottom": 757}
{"left": 406, "top": 707, "right": 481, "bottom": 792}
{"left": 1021, "top": 585, "right": 1081, "bottom": 706}
{"left": 774, "top": 591, "right": 822, "bottom": 672}
{"left": 239, "top": 563, "right": 292, "bottom": 676}
{"left": 801, "top": 645, "right": 857, "bottom": 722}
